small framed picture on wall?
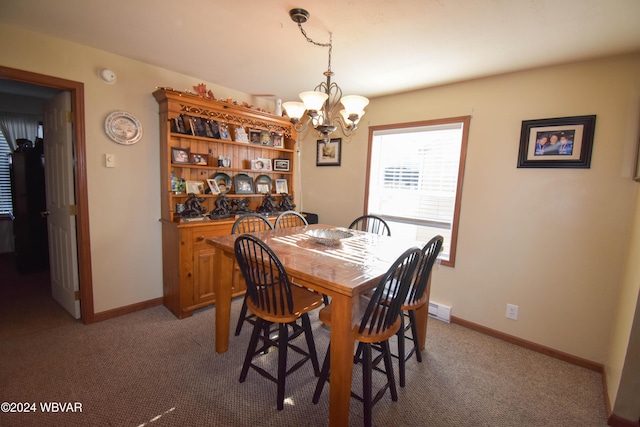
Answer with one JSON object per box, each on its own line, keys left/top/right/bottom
{"left": 316, "top": 138, "right": 341, "bottom": 166}
{"left": 517, "top": 115, "right": 596, "bottom": 169}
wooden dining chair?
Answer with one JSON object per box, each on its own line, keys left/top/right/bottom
{"left": 235, "top": 234, "right": 323, "bottom": 411}
{"left": 348, "top": 215, "right": 391, "bottom": 236}
{"left": 312, "top": 247, "right": 421, "bottom": 427}
{"left": 274, "top": 210, "right": 308, "bottom": 228}
{"left": 231, "top": 213, "right": 274, "bottom": 336}
{"left": 395, "top": 235, "right": 443, "bottom": 387}
{"left": 231, "top": 212, "right": 274, "bottom": 234}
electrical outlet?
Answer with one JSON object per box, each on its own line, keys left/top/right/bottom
{"left": 506, "top": 303, "right": 518, "bottom": 320}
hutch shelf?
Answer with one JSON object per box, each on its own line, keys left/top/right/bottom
{"left": 153, "top": 88, "right": 297, "bottom": 318}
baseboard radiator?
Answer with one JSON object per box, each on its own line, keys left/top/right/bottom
{"left": 428, "top": 301, "right": 451, "bottom": 323}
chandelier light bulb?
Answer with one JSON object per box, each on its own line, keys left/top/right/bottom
{"left": 282, "top": 101, "right": 306, "bottom": 122}
{"left": 340, "top": 95, "right": 369, "bottom": 116}
{"left": 340, "top": 109, "right": 364, "bottom": 124}
{"left": 299, "top": 91, "right": 329, "bottom": 112}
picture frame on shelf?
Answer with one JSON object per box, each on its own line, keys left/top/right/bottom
{"left": 218, "top": 122, "right": 231, "bottom": 140}
{"left": 217, "top": 156, "right": 231, "bottom": 168}
{"left": 316, "top": 138, "right": 342, "bottom": 166}
{"left": 261, "top": 130, "right": 272, "bottom": 146}
{"left": 249, "top": 129, "right": 262, "bottom": 145}
{"left": 185, "top": 180, "right": 205, "bottom": 194}
{"left": 190, "top": 153, "right": 208, "bottom": 166}
{"left": 234, "top": 125, "right": 249, "bottom": 143}
{"left": 181, "top": 115, "right": 196, "bottom": 135}
{"left": 193, "top": 117, "right": 209, "bottom": 137}
{"left": 233, "top": 173, "right": 254, "bottom": 194}
{"left": 272, "top": 132, "right": 284, "bottom": 148}
{"left": 517, "top": 115, "right": 596, "bottom": 168}
{"left": 212, "top": 172, "right": 232, "bottom": 194}
{"left": 207, "top": 120, "right": 221, "bottom": 139}
{"left": 275, "top": 178, "right": 288, "bottom": 194}
{"left": 273, "top": 158, "right": 290, "bottom": 172}
{"left": 171, "top": 116, "right": 186, "bottom": 134}
{"left": 201, "top": 118, "right": 214, "bottom": 138}
{"left": 206, "top": 178, "right": 221, "bottom": 195}
{"left": 171, "top": 147, "right": 191, "bottom": 164}
{"left": 255, "top": 174, "right": 272, "bottom": 194}
{"left": 255, "top": 183, "right": 271, "bottom": 194}
{"left": 251, "top": 158, "right": 272, "bottom": 171}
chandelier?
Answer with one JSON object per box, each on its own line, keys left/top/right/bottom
{"left": 283, "top": 8, "right": 369, "bottom": 143}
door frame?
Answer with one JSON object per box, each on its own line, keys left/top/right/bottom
{"left": 0, "top": 65, "right": 94, "bottom": 323}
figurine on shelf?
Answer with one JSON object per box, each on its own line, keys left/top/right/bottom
{"left": 234, "top": 125, "right": 249, "bottom": 143}
{"left": 181, "top": 193, "right": 207, "bottom": 218}
{"left": 278, "top": 193, "right": 296, "bottom": 212}
{"left": 232, "top": 198, "right": 252, "bottom": 213}
{"left": 193, "top": 83, "right": 207, "bottom": 98}
{"left": 257, "top": 193, "right": 278, "bottom": 214}
{"left": 209, "top": 193, "right": 233, "bottom": 219}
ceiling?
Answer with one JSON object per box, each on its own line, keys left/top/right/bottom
{"left": 1, "top": 0, "right": 640, "bottom": 102}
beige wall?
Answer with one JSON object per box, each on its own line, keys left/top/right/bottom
{"left": 608, "top": 184, "right": 640, "bottom": 420}
{"left": 0, "top": 25, "right": 274, "bottom": 313}
{"left": 301, "top": 54, "right": 640, "bottom": 365}
{"left": 300, "top": 53, "right": 640, "bottom": 415}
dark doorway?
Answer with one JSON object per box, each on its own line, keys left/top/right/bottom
{"left": 0, "top": 66, "right": 94, "bottom": 323}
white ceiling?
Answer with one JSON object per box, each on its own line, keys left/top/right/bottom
{"left": 1, "top": 0, "right": 640, "bottom": 102}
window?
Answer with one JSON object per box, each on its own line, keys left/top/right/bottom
{"left": 0, "top": 132, "right": 12, "bottom": 216}
{"left": 366, "top": 116, "right": 470, "bottom": 267}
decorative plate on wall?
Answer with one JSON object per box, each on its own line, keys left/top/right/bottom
{"left": 104, "top": 111, "right": 143, "bottom": 145}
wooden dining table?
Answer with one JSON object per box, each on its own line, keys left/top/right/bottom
{"left": 206, "top": 223, "right": 431, "bottom": 427}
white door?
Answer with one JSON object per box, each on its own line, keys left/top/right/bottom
{"left": 43, "top": 92, "right": 80, "bottom": 319}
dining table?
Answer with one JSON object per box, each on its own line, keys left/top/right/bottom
{"left": 206, "top": 223, "right": 432, "bottom": 427}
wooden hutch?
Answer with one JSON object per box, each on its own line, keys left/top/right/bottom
{"left": 153, "top": 88, "right": 297, "bottom": 318}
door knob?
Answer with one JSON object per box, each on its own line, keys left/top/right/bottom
{"left": 40, "top": 211, "right": 50, "bottom": 218}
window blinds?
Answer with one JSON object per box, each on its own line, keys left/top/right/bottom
{"left": 0, "top": 132, "right": 12, "bottom": 215}
{"left": 368, "top": 123, "right": 463, "bottom": 227}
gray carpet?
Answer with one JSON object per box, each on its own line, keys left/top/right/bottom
{"left": 0, "top": 261, "right": 608, "bottom": 426}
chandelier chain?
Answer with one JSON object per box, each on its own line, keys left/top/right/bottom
{"left": 297, "top": 23, "right": 333, "bottom": 73}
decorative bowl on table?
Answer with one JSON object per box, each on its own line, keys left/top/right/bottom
{"left": 305, "top": 228, "right": 354, "bottom": 245}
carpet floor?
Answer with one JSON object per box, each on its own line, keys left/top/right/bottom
{"left": 0, "top": 254, "right": 608, "bottom": 426}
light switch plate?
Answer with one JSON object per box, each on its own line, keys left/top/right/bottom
{"left": 105, "top": 153, "right": 115, "bottom": 168}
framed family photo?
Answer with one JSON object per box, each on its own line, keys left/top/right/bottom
{"left": 206, "top": 178, "right": 221, "bottom": 195}
{"left": 517, "top": 115, "right": 596, "bottom": 168}
{"left": 255, "top": 175, "right": 272, "bottom": 194}
{"left": 272, "top": 132, "right": 284, "bottom": 148}
{"left": 171, "top": 147, "right": 190, "bottom": 164}
{"left": 190, "top": 153, "right": 208, "bottom": 166}
{"left": 185, "top": 180, "right": 204, "bottom": 194}
{"left": 233, "top": 173, "right": 254, "bottom": 194}
{"left": 249, "top": 129, "right": 262, "bottom": 145}
{"left": 316, "top": 138, "right": 342, "bottom": 166}
{"left": 275, "top": 179, "right": 288, "bottom": 194}
{"left": 250, "top": 158, "right": 272, "bottom": 171}
{"left": 273, "top": 158, "right": 290, "bottom": 171}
